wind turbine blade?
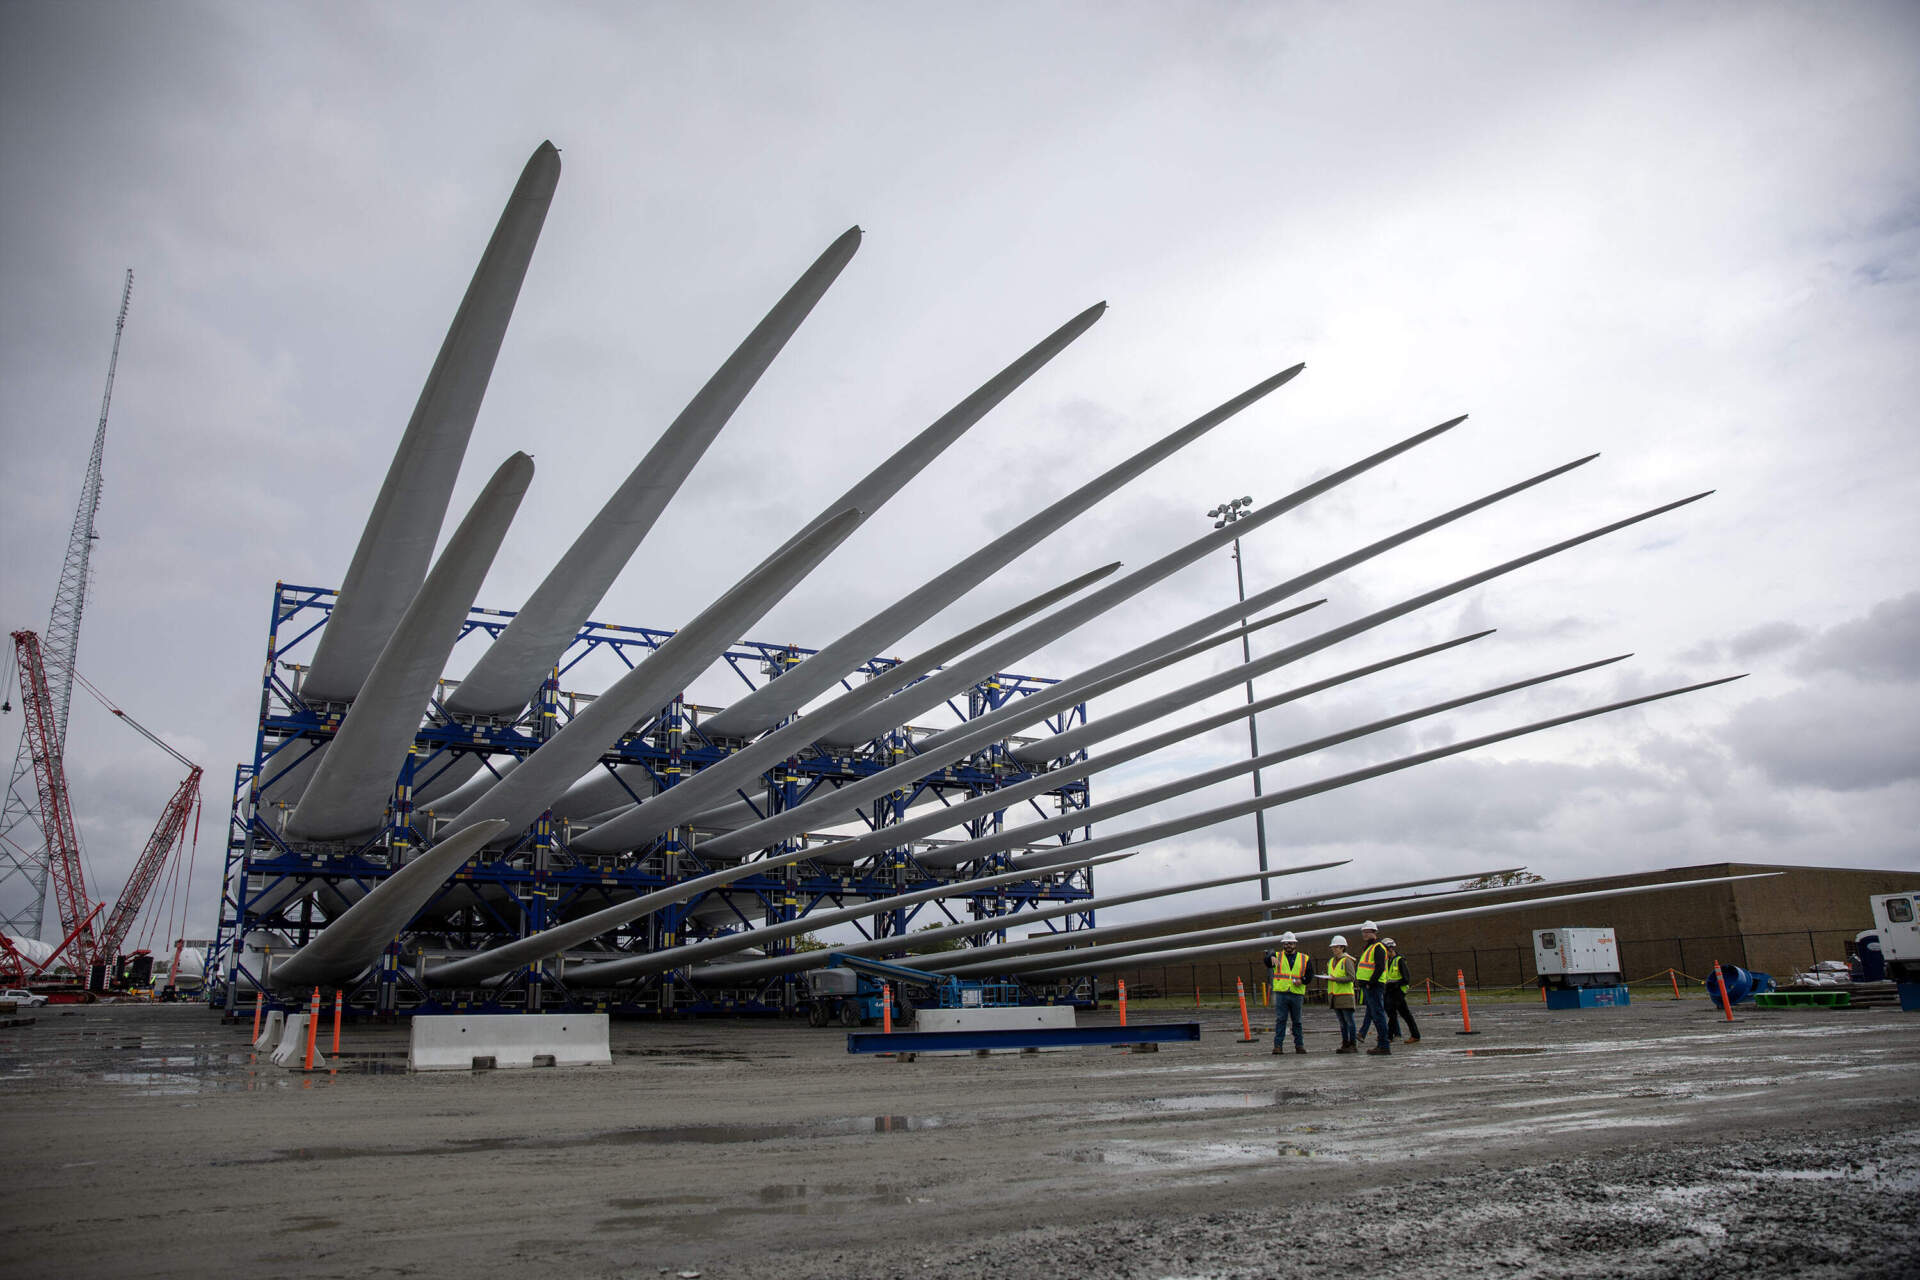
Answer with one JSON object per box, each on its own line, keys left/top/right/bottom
{"left": 444, "top": 508, "right": 867, "bottom": 838}
{"left": 1010, "top": 674, "right": 1746, "bottom": 874}
{"left": 445, "top": 227, "right": 865, "bottom": 717}
{"left": 569, "top": 561, "right": 1122, "bottom": 852}
{"left": 286, "top": 453, "right": 536, "bottom": 840}
{"left": 272, "top": 819, "right": 510, "bottom": 988}
{"left": 303, "top": 142, "right": 561, "bottom": 703}
{"left": 700, "top": 362, "right": 1306, "bottom": 740}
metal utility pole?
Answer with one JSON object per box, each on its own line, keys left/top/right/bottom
{"left": 0, "top": 269, "right": 132, "bottom": 939}
{"left": 1207, "top": 495, "right": 1271, "bottom": 900}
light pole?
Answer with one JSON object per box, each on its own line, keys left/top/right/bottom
{"left": 1208, "top": 496, "right": 1270, "bottom": 900}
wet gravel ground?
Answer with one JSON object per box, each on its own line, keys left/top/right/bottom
{"left": 1, "top": 998, "right": 1915, "bottom": 1278}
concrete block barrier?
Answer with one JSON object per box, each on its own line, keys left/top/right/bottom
{"left": 270, "top": 1013, "right": 327, "bottom": 1069}
{"left": 408, "top": 1013, "right": 611, "bottom": 1071}
{"left": 252, "top": 1009, "right": 285, "bottom": 1052}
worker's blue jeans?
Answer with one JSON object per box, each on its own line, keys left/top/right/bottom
{"left": 1272, "top": 992, "right": 1304, "bottom": 1049}
{"left": 1363, "top": 985, "right": 1391, "bottom": 1050}
{"left": 1334, "top": 1005, "right": 1356, "bottom": 1045}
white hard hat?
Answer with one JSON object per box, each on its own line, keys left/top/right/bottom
{"left": 1362, "top": 920, "right": 1379, "bottom": 932}
{"left": 1280, "top": 932, "right": 1298, "bottom": 944}
{"left": 1330, "top": 935, "right": 1348, "bottom": 948}
{"left": 1382, "top": 937, "right": 1397, "bottom": 947}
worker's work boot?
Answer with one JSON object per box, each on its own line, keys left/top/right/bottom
{"left": 1271, "top": 1046, "right": 1285, "bottom": 1055}
{"left": 1367, "top": 1046, "right": 1391, "bottom": 1056}
{"left": 1406, "top": 1036, "right": 1421, "bottom": 1044}
{"left": 1294, "top": 1045, "right": 1307, "bottom": 1054}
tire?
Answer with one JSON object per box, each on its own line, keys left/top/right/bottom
{"left": 807, "top": 1001, "right": 827, "bottom": 1028}
{"left": 838, "top": 1000, "right": 862, "bottom": 1028}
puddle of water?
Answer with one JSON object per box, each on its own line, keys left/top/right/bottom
{"left": 223, "top": 1114, "right": 946, "bottom": 1165}
{"left": 1069, "top": 1138, "right": 1295, "bottom": 1170}
{"left": 1456, "top": 1047, "right": 1547, "bottom": 1057}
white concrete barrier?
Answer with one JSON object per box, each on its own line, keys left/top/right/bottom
{"left": 252, "top": 1009, "right": 285, "bottom": 1052}
{"left": 915, "top": 1006, "right": 1075, "bottom": 1033}
{"left": 408, "top": 1013, "right": 611, "bottom": 1071}
{"left": 270, "top": 1013, "right": 327, "bottom": 1069}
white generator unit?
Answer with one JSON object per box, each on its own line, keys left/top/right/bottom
{"left": 1533, "top": 927, "right": 1628, "bottom": 1009}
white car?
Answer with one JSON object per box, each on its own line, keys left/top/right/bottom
{"left": 2, "top": 988, "right": 48, "bottom": 1008}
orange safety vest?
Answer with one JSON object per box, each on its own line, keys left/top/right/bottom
{"left": 1271, "top": 949, "right": 1308, "bottom": 996}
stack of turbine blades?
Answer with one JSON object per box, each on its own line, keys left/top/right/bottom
{"left": 1008, "top": 673, "right": 1745, "bottom": 875}
{"left": 693, "top": 464, "right": 1711, "bottom": 865}
{"left": 570, "top": 601, "right": 1310, "bottom": 852}
{"left": 893, "top": 868, "right": 1546, "bottom": 976}
{"left": 698, "top": 362, "right": 1307, "bottom": 742}
{"left": 286, "top": 454, "right": 535, "bottom": 841}
{"left": 442, "top": 227, "right": 865, "bottom": 720}
{"left": 567, "top": 561, "right": 1122, "bottom": 853}
{"left": 557, "top": 849, "right": 1140, "bottom": 988}
{"left": 1002, "top": 874, "right": 1781, "bottom": 979}
{"left": 683, "top": 858, "right": 1361, "bottom": 986}
{"left": 820, "top": 414, "right": 1467, "bottom": 750}
{"left": 798, "top": 630, "right": 1496, "bottom": 871}
{"left": 690, "top": 602, "right": 1324, "bottom": 862}
{"left": 915, "top": 651, "right": 1631, "bottom": 872}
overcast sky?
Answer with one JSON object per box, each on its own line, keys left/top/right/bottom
{"left": 2, "top": 1, "right": 1916, "bottom": 945}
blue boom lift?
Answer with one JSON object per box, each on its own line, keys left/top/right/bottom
{"left": 802, "top": 953, "right": 1019, "bottom": 1028}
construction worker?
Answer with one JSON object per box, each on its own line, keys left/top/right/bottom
{"left": 1354, "top": 920, "right": 1392, "bottom": 1056}
{"left": 1324, "top": 936, "right": 1358, "bottom": 1052}
{"left": 1383, "top": 937, "right": 1420, "bottom": 1043}
{"left": 1264, "top": 932, "right": 1310, "bottom": 1055}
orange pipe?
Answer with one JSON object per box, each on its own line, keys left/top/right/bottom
{"left": 331, "top": 989, "right": 343, "bottom": 1055}
{"left": 1236, "top": 978, "right": 1253, "bottom": 1042}
{"left": 251, "top": 993, "right": 262, "bottom": 1040}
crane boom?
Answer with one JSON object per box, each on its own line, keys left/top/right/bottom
{"left": 97, "top": 766, "right": 201, "bottom": 963}
{"left": 0, "top": 269, "right": 132, "bottom": 939}
{"left": 8, "top": 631, "right": 97, "bottom": 971}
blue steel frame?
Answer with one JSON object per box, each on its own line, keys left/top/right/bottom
{"left": 209, "top": 582, "right": 1099, "bottom": 1018}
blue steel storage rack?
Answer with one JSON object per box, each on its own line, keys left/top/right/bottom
{"left": 209, "top": 583, "right": 1097, "bottom": 1018}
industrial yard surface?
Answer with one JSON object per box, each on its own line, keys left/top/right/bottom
{"left": 2, "top": 1001, "right": 1916, "bottom": 1279}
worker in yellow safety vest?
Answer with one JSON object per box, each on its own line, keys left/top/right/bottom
{"left": 1382, "top": 937, "right": 1420, "bottom": 1043}
{"left": 1354, "top": 921, "right": 1393, "bottom": 1056}
{"left": 1324, "top": 936, "right": 1359, "bottom": 1052}
{"left": 1264, "top": 932, "right": 1310, "bottom": 1055}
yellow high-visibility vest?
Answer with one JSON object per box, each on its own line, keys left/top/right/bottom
{"left": 1271, "top": 949, "right": 1308, "bottom": 996}
{"left": 1325, "top": 954, "right": 1356, "bottom": 997}
{"left": 1356, "top": 940, "right": 1388, "bottom": 983}
{"left": 1384, "top": 956, "right": 1405, "bottom": 983}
